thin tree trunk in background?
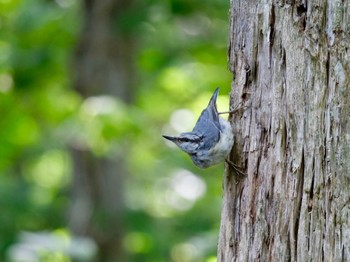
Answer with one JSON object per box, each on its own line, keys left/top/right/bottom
{"left": 219, "top": 1, "right": 350, "bottom": 261}
{"left": 69, "top": 0, "right": 135, "bottom": 261}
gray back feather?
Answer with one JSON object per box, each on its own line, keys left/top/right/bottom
{"left": 192, "top": 88, "right": 221, "bottom": 150}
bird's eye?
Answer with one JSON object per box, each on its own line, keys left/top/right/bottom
{"left": 182, "top": 138, "right": 189, "bottom": 142}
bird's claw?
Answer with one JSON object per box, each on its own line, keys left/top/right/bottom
{"left": 225, "top": 159, "right": 246, "bottom": 177}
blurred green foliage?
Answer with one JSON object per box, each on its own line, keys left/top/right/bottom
{"left": 0, "top": 0, "right": 232, "bottom": 261}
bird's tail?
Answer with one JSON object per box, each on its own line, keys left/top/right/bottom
{"left": 208, "top": 87, "right": 220, "bottom": 110}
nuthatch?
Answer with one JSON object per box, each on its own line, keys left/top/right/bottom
{"left": 163, "top": 88, "right": 244, "bottom": 175}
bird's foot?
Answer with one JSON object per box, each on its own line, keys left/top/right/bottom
{"left": 218, "top": 102, "right": 249, "bottom": 116}
{"left": 225, "top": 159, "right": 246, "bottom": 177}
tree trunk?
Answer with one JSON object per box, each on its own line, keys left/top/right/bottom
{"left": 218, "top": 1, "right": 350, "bottom": 261}
{"left": 69, "top": 0, "right": 135, "bottom": 261}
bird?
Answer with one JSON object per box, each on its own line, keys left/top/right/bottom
{"left": 163, "top": 87, "right": 244, "bottom": 175}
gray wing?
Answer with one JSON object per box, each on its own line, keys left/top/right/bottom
{"left": 192, "top": 88, "right": 221, "bottom": 149}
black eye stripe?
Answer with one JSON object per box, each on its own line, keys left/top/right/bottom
{"left": 180, "top": 136, "right": 202, "bottom": 143}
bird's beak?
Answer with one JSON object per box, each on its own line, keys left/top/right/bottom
{"left": 162, "top": 135, "right": 177, "bottom": 142}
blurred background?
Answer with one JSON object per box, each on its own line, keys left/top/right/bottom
{"left": 0, "top": 0, "right": 232, "bottom": 261}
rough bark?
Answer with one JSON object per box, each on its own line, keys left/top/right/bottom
{"left": 69, "top": 0, "right": 135, "bottom": 261}
{"left": 218, "top": 1, "right": 350, "bottom": 261}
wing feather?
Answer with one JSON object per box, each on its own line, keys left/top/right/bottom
{"left": 192, "top": 88, "right": 221, "bottom": 150}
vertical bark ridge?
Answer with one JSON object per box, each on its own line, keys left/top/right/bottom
{"left": 290, "top": 149, "right": 304, "bottom": 261}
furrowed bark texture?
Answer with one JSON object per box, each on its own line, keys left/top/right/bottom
{"left": 218, "top": 1, "right": 350, "bottom": 261}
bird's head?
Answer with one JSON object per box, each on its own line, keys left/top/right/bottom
{"left": 162, "top": 132, "right": 202, "bottom": 154}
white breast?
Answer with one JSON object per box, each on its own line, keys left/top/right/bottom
{"left": 209, "top": 117, "right": 234, "bottom": 162}
{"left": 193, "top": 117, "right": 234, "bottom": 168}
